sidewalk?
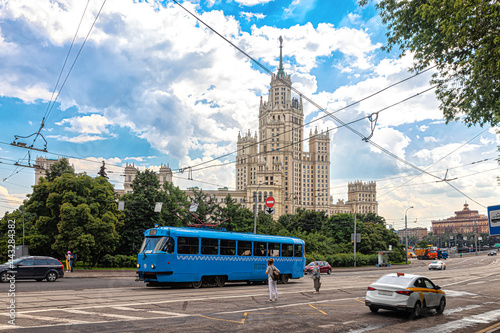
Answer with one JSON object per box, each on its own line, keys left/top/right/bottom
{"left": 63, "top": 269, "right": 137, "bottom": 278}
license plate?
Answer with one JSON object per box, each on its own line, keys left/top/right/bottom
{"left": 378, "top": 290, "right": 392, "bottom": 296}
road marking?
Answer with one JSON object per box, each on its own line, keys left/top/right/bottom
{"left": 198, "top": 312, "right": 247, "bottom": 324}
{"left": 112, "top": 306, "right": 143, "bottom": 311}
{"left": 353, "top": 298, "right": 365, "bottom": 304}
{"left": 0, "top": 312, "right": 90, "bottom": 325}
{"left": 444, "top": 304, "right": 481, "bottom": 315}
{"left": 216, "top": 297, "right": 355, "bottom": 314}
{"left": 62, "top": 308, "right": 141, "bottom": 320}
{"left": 475, "top": 321, "right": 500, "bottom": 333}
{"left": 414, "top": 309, "right": 500, "bottom": 333}
{"left": 308, "top": 304, "right": 327, "bottom": 315}
{"left": 467, "top": 281, "right": 485, "bottom": 285}
{"left": 148, "top": 311, "right": 191, "bottom": 317}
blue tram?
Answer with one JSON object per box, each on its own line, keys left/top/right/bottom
{"left": 136, "top": 226, "right": 306, "bottom": 287}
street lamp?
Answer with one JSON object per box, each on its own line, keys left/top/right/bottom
{"left": 253, "top": 181, "right": 268, "bottom": 234}
{"left": 405, "top": 206, "right": 414, "bottom": 265}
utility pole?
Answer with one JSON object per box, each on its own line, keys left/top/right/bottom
{"left": 354, "top": 211, "right": 357, "bottom": 267}
{"left": 253, "top": 181, "right": 267, "bottom": 234}
{"left": 405, "top": 206, "right": 414, "bottom": 265}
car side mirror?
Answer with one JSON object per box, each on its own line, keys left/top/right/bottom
{"left": 435, "top": 285, "right": 441, "bottom": 290}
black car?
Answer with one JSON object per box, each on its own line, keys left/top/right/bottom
{"left": 488, "top": 251, "right": 497, "bottom": 256}
{"left": 0, "top": 256, "right": 64, "bottom": 282}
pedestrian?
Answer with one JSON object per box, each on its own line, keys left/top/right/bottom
{"left": 312, "top": 261, "right": 321, "bottom": 294}
{"left": 265, "top": 258, "right": 280, "bottom": 302}
{"left": 65, "top": 251, "right": 71, "bottom": 272}
{"left": 70, "top": 252, "right": 77, "bottom": 272}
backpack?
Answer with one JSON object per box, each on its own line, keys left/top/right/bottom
{"left": 272, "top": 267, "right": 280, "bottom": 281}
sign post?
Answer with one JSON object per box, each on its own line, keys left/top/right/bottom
{"left": 265, "top": 196, "right": 275, "bottom": 215}
{"left": 488, "top": 205, "right": 500, "bottom": 236}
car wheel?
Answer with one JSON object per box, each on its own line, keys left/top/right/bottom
{"left": 429, "top": 268, "right": 431, "bottom": 270}
{"left": 327, "top": 269, "right": 331, "bottom": 275}
{"left": 46, "top": 271, "right": 58, "bottom": 282}
{"left": 369, "top": 305, "right": 379, "bottom": 313}
{"left": 1, "top": 271, "right": 10, "bottom": 283}
{"left": 410, "top": 301, "right": 422, "bottom": 320}
{"left": 281, "top": 274, "right": 289, "bottom": 284}
{"left": 436, "top": 296, "right": 446, "bottom": 315}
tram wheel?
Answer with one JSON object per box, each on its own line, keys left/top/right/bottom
{"left": 280, "top": 274, "right": 289, "bottom": 284}
{"left": 216, "top": 276, "right": 226, "bottom": 287}
{"left": 192, "top": 279, "right": 203, "bottom": 289}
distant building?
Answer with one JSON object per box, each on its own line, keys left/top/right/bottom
{"left": 431, "top": 203, "right": 489, "bottom": 235}
{"left": 120, "top": 163, "right": 173, "bottom": 195}
{"left": 397, "top": 227, "right": 428, "bottom": 242}
{"left": 34, "top": 156, "right": 74, "bottom": 185}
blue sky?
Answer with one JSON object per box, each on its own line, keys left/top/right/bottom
{"left": 0, "top": 0, "right": 499, "bottom": 230}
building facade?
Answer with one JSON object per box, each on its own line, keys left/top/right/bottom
{"left": 397, "top": 227, "right": 428, "bottom": 242}
{"left": 431, "top": 203, "right": 489, "bottom": 235}
{"left": 121, "top": 163, "right": 173, "bottom": 195}
{"left": 34, "top": 156, "right": 75, "bottom": 185}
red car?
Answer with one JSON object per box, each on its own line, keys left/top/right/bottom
{"left": 304, "top": 261, "right": 332, "bottom": 275}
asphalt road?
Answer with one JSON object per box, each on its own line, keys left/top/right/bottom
{"left": 1, "top": 254, "right": 499, "bottom": 332}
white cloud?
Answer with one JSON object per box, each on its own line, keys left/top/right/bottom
{"left": 240, "top": 12, "right": 266, "bottom": 20}
{"left": 418, "top": 125, "right": 429, "bottom": 132}
{"left": 424, "top": 136, "right": 437, "bottom": 143}
{"left": 55, "top": 114, "right": 113, "bottom": 134}
{"left": 47, "top": 134, "right": 108, "bottom": 143}
{"left": 234, "top": 0, "right": 274, "bottom": 5}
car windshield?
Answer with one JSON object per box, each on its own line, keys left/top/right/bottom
{"left": 375, "top": 275, "right": 412, "bottom": 287}
{"left": 139, "top": 236, "right": 175, "bottom": 254}
{"left": 431, "top": 261, "right": 439, "bottom": 264}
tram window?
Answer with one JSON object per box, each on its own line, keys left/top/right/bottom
{"left": 159, "top": 237, "right": 175, "bottom": 254}
{"left": 220, "top": 239, "right": 236, "bottom": 256}
{"left": 254, "top": 242, "right": 267, "bottom": 256}
{"left": 294, "top": 244, "right": 303, "bottom": 257}
{"left": 177, "top": 237, "right": 199, "bottom": 254}
{"left": 282, "top": 244, "right": 293, "bottom": 257}
{"left": 237, "top": 241, "right": 252, "bottom": 256}
{"left": 201, "top": 238, "right": 218, "bottom": 255}
{"left": 269, "top": 243, "right": 280, "bottom": 257}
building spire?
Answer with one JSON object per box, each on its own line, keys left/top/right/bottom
{"left": 278, "top": 36, "right": 285, "bottom": 78}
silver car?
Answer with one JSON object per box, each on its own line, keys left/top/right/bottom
{"left": 365, "top": 272, "right": 446, "bottom": 319}
{"left": 429, "top": 260, "right": 446, "bottom": 270}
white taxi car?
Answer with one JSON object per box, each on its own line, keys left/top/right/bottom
{"left": 429, "top": 260, "right": 446, "bottom": 270}
{"left": 365, "top": 272, "right": 446, "bottom": 319}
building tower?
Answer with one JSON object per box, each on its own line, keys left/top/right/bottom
{"left": 346, "top": 181, "right": 378, "bottom": 215}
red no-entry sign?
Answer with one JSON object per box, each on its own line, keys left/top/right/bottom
{"left": 266, "top": 196, "right": 275, "bottom": 208}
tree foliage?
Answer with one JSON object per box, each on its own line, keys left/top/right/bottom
{"left": 22, "top": 173, "right": 123, "bottom": 266}
{"left": 45, "top": 158, "right": 74, "bottom": 182}
{"left": 361, "top": 0, "right": 500, "bottom": 127}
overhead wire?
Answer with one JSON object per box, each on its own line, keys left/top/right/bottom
{"left": 4, "top": 0, "right": 107, "bottom": 183}
{"left": 169, "top": 0, "right": 489, "bottom": 208}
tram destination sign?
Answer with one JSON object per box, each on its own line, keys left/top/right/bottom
{"left": 488, "top": 204, "right": 500, "bottom": 236}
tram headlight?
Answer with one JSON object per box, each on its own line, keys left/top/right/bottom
{"left": 136, "top": 263, "right": 140, "bottom": 268}
{"left": 151, "top": 264, "right": 156, "bottom": 269}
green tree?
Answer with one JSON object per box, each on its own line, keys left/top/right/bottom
{"left": 361, "top": 0, "right": 500, "bottom": 127}
{"left": 45, "top": 158, "right": 74, "bottom": 182}
{"left": 23, "top": 173, "right": 122, "bottom": 265}
{"left": 117, "top": 169, "right": 164, "bottom": 255}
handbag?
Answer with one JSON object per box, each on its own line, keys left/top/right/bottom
{"left": 272, "top": 267, "right": 280, "bottom": 281}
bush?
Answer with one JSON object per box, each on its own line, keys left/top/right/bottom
{"left": 98, "top": 254, "right": 137, "bottom": 268}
